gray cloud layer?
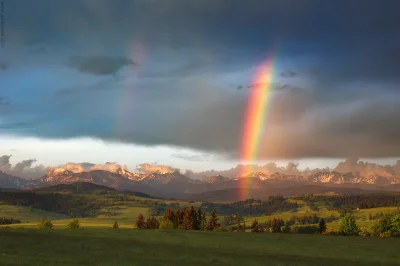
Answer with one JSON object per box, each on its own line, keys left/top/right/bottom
{"left": 1, "top": 0, "right": 400, "bottom": 159}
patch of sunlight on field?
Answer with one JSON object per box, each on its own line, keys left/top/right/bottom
{"left": 0, "top": 204, "right": 68, "bottom": 222}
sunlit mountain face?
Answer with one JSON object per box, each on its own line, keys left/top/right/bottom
{"left": 0, "top": 1, "right": 399, "bottom": 183}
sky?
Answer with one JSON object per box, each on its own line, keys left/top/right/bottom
{"left": 0, "top": 0, "right": 400, "bottom": 178}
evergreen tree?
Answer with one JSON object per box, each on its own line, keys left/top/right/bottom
{"left": 251, "top": 219, "right": 259, "bottom": 232}
{"left": 196, "top": 208, "right": 203, "bottom": 230}
{"left": 190, "top": 206, "right": 198, "bottom": 230}
{"left": 175, "top": 209, "right": 182, "bottom": 228}
{"left": 182, "top": 208, "right": 193, "bottom": 230}
{"left": 163, "top": 208, "right": 175, "bottom": 223}
{"left": 135, "top": 213, "right": 146, "bottom": 229}
{"left": 318, "top": 218, "right": 327, "bottom": 233}
{"left": 201, "top": 212, "right": 207, "bottom": 230}
{"left": 207, "top": 209, "right": 220, "bottom": 231}
{"left": 237, "top": 221, "right": 242, "bottom": 232}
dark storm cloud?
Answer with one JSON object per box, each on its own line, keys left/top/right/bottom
{"left": 2, "top": 0, "right": 400, "bottom": 159}
{"left": 67, "top": 56, "right": 135, "bottom": 76}
{"left": 0, "top": 122, "right": 35, "bottom": 130}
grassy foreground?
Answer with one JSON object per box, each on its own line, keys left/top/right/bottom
{"left": 0, "top": 228, "right": 399, "bottom": 266}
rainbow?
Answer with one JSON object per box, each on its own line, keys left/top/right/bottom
{"left": 239, "top": 54, "right": 276, "bottom": 200}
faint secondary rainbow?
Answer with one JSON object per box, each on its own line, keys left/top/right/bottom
{"left": 239, "top": 53, "right": 276, "bottom": 200}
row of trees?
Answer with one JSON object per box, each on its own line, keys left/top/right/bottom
{"left": 241, "top": 217, "right": 327, "bottom": 234}
{"left": 202, "top": 197, "right": 299, "bottom": 216}
{"left": 298, "top": 194, "right": 400, "bottom": 210}
{"left": 135, "top": 207, "right": 220, "bottom": 231}
{"left": 0, "top": 217, "right": 21, "bottom": 225}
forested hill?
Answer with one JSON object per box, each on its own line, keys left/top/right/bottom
{"left": 33, "top": 182, "right": 116, "bottom": 194}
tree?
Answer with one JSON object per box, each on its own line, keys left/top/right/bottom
{"left": 182, "top": 208, "right": 193, "bottom": 230}
{"left": 318, "top": 218, "right": 327, "bottom": 234}
{"left": 38, "top": 217, "right": 53, "bottom": 229}
{"left": 113, "top": 221, "right": 119, "bottom": 229}
{"left": 236, "top": 221, "right": 242, "bottom": 232}
{"left": 66, "top": 218, "right": 80, "bottom": 229}
{"left": 339, "top": 214, "right": 359, "bottom": 236}
{"left": 200, "top": 212, "right": 207, "bottom": 231}
{"left": 135, "top": 213, "right": 146, "bottom": 229}
{"left": 196, "top": 208, "right": 203, "bottom": 230}
{"left": 159, "top": 220, "right": 174, "bottom": 230}
{"left": 207, "top": 209, "right": 220, "bottom": 231}
{"left": 163, "top": 208, "right": 175, "bottom": 223}
{"left": 251, "top": 219, "right": 259, "bottom": 232}
{"left": 370, "top": 212, "right": 400, "bottom": 237}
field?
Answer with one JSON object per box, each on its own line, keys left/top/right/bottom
{"left": 0, "top": 228, "right": 399, "bottom": 266}
{"left": 1, "top": 192, "right": 400, "bottom": 265}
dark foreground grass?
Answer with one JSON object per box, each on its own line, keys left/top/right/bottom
{"left": 0, "top": 228, "right": 399, "bottom": 266}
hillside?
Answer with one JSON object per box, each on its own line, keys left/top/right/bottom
{"left": 33, "top": 182, "right": 116, "bottom": 194}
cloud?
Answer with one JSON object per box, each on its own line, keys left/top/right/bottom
{"left": 280, "top": 71, "right": 296, "bottom": 77}
{"left": 29, "top": 46, "right": 46, "bottom": 54}
{"left": 1, "top": 0, "right": 400, "bottom": 160}
{"left": 171, "top": 153, "right": 210, "bottom": 162}
{"left": 0, "top": 122, "right": 35, "bottom": 130}
{"left": 136, "top": 163, "right": 178, "bottom": 174}
{"left": 0, "top": 155, "right": 12, "bottom": 172}
{"left": 0, "top": 97, "right": 10, "bottom": 105}
{"left": 51, "top": 162, "right": 127, "bottom": 173}
{"left": 0, "top": 155, "right": 47, "bottom": 179}
{"left": 0, "top": 62, "right": 8, "bottom": 71}
{"left": 66, "top": 56, "right": 135, "bottom": 76}
{"left": 12, "top": 159, "right": 37, "bottom": 175}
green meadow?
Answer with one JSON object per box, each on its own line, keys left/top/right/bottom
{"left": 1, "top": 228, "right": 399, "bottom": 266}
{"left": 1, "top": 193, "right": 400, "bottom": 265}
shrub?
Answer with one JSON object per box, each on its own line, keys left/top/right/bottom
{"left": 281, "top": 223, "right": 291, "bottom": 233}
{"left": 213, "top": 227, "right": 228, "bottom": 232}
{"left": 37, "top": 217, "right": 53, "bottom": 229}
{"left": 322, "top": 229, "right": 340, "bottom": 236}
{"left": 339, "top": 214, "right": 360, "bottom": 236}
{"left": 359, "top": 227, "right": 371, "bottom": 237}
{"left": 159, "top": 220, "right": 174, "bottom": 230}
{"left": 66, "top": 218, "right": 80, "bottom": 229}
{"left": 291, "top": 225, "right": 319, "bottom": 234}
{"left": 113, "top": 221, "right": 119, "bottom": 229}
{"left": 371, "top": 212, "right": 400, "bottom": 237}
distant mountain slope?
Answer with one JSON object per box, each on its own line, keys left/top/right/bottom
{"left": 33, "top": 182, "right": 116, "bottom": 194}
{"left": 32, "top": 168, "right": 158, "bottom": 196}
{"left": 0, "top": 171, "right": 28, "bottom": 189}
{"left": 183, "top": 185, "right": 372, "bottom": 201}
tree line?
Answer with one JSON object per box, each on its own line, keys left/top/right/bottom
{"left": 134, "top": 207, "right": 220, "bottom": 231}
{"left": 0, "top": 217, "right": 21, "bottom": 225}
{"left": 297, "top": 193, "right": 400, "bottom": 210}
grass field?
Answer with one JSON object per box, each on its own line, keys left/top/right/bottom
{"left": 0, "top": 228, "right": 399, "bottom": 266}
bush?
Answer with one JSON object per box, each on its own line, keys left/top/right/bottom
{"left": 291, "top": 225, "right": 319, "bottom": 234}
{"left": 113, "top": 221, "right": 119, "bottom": 229}
{"left": 159, "top": 220, "right": 174, "bottom": 230}
{"left": 339, "top": 214, "right": 360, "bottom": 236}
{"left": 213, "top": 227, "right": 228, "bottom": 232}
{"left": 359, "top": 227, "right": 371, "bottom": 237}
{"left": 37, "top": 217, "right": 53, "bottom": 229}
{"left": 281, "top": 223, "right": 291, "bottom": 233}
{"left": 66, "top": 218, "right": 80, "bottom": 229}
{"left": 371, "top": 212, "right": 400, "bottom": 237}
{"left": 322, "top": 229, "right": 340, "bottom": 236}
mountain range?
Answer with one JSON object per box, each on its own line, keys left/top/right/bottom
{"left": 1, "top": 167, "right": 399, "bottom": 200}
